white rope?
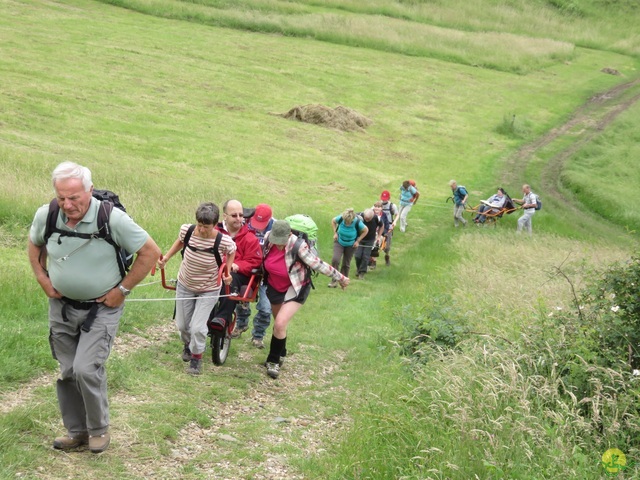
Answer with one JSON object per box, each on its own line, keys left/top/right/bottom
{"left": 126, "top": 292, "right": 239, "bottom": 302}
{"left": 135, "top": 279, "right": 164, "bottom": 288}
{"left": 414, "top": 202, "right": 454, "bottom": 209}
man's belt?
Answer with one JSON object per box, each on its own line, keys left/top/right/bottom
{"left": 60, "top": 297, "right": 99, "bottom": 333}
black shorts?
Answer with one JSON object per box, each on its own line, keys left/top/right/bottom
{"left": 266, "top": 282, "right": 311, "bottom": 306}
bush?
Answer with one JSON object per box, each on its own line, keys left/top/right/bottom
{"left": 495, "top": 113, "right": 531, "bottom": 139}
{"left": 394, "top": 295, "right": 470, "bottom": 365}
{"left": 581, "top": 254, "right": 640, "bottom": 368}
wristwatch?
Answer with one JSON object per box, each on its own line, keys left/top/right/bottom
{"left": 118, "top": 285, "right": 131, "bottom": 297}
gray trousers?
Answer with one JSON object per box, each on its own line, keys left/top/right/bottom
{"left": 49, "top": 298, "right": 123, "bottom": 437}
{"left": 175, "top": 282, "right": 220, "bottom": 356}
{"left": 398, "top": 204, "right": 413, "bottom": 232}
{"left": 517, "top": 209, "right": 535, "bottom": 234}
{"left": 354, "top": 240, "right": 374, "bottom": 275}
{"left": 453, "top": 204, "right": 467, "bottom": 226}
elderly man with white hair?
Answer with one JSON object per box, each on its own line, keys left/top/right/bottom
{"left": 354, "top": 208, "right": 383, "bottom": 280}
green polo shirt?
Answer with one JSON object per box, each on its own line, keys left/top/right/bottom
{"left": 30, "top": 197, "right": 149, "bottom": 301}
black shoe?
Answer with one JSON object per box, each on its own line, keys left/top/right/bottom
{"left": 187, "top": 358, "right": 202, "bottom": 375}
{"left": 181, "top": 344, "right": 192, "bottom": 362}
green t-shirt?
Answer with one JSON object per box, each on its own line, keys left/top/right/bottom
{"left": 30, "top": 197, "right": 149, "bottom": 300}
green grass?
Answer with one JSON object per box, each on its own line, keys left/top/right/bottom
{"left": 1, "top": 0, "right": 640, "bottom": 478}
{"left": 561, "top": 99, "right": 640, "bottom": 232}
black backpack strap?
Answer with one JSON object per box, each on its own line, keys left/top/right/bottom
{"left": 95, "top": 201, "right": 128, "bottom": 279}
{"left": 44, "top": 199, "right": 60, "bottom": 245}
{"left": 212, "top": 231, "right": 222, "bottom": 268}
{"left": 181, "top": 224, "right": 196, "bottom": 258}
{"left": 182, "top": 226, "right": 223, "bottom": 268}
{"left": 287, "top": 237, "right": 305, "bottom": 274}
{"left": 40, "top": 199, "right": 60, "bottom": 271}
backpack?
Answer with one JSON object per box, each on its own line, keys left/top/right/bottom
{"left": 455, "top": 186, "right": 468, "bottom": 203}
{"left": 381, "top": 202, "right": 396, "bottom": 225}
{"left": 535, "top": 196, "right": 542, "bottom": 211}
{"left": 44, "top": 189, "right": 133, "bottom": 279}
{"left": 285, "top": 214, "right": 320, "bottom": 288}
{"left": 285, "top": 214, "right": 318, "bottom": 250}
{"left": 181, "top": 224, "right": 223, "bottom": 267}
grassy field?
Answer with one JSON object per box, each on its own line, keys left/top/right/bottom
{"left": 1, "top": 0, "right": 640, "bottom": 478}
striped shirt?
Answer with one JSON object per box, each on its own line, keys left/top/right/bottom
{"left": 177, "top": 224, "right": 236, "bottom": 292}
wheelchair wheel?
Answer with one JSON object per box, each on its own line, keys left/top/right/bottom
{"left": 211, "top": 332, "right": 230, "bottom": 365}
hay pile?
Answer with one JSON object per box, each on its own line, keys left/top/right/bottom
{"left": 278, "top": 104, "right": 372, "bottom": 132}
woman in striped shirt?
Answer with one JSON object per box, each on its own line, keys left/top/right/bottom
{"left": 158, "top": 202, "right": 236, "bottom": 375}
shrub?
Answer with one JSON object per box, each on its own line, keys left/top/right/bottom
{"left": 394, "top": 295, "right": 470, "bottom": 365}
{"left": 581, "top": 254, "right": 640, "bottom": 369}
{"left": 495, "top": 113, "right": 531, "bottom": 139}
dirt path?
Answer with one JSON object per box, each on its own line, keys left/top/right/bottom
{"left": 501, "top": 77, "right": 640, "bottom": 205}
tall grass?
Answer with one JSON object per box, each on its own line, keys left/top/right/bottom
{"left": 100, "top": 0, "right": 576, "bottom": 73}
{"left": 101, "top": 0, "right": 640, "bottom": 61}
{"left": 329, "top": 338, "right": 629, "bottom": 479}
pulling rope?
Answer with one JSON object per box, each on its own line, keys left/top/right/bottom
{"left": 126, "top": 292, "right": 239, "bottom": 303}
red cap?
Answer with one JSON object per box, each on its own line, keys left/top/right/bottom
{"left": 409, "top": 179, "right": 416, "bottom": 187}
{"left": 380, "top": 190, "right": 391, "bottom": 201}
{"left": 250, "top": 203, "right": 273, "bottom": 231}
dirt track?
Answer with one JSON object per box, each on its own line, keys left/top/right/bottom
{"left": 501, "top": 77, "right": 640, "bottom": 204}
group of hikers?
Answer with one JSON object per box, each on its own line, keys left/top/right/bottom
{"left": 27, "top": 161, "right": 420, "bottom": 453}
{"left": 28, "top": 161, "right": 541, "bottom": 454}
{"left": 449, "top": 180, "right": 540, "bottom": 234}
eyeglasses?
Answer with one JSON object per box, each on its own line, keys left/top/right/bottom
{"left": 225, "top": 213, "right": 243, "bottom": 218}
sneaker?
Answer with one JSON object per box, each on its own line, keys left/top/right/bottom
{"left": 357, "top": 273, "right": 365, "bottom": 280}
{"left": 328, "top": 281, "right": 337, "bottom": 288}
{"left": 264, "top": 357, "right": 285, "bottom": 367}
{"left": 231, "top": 324, "right": 249, "bottom": 339}
{"left": 89, "top": 432, "right": 110, "bottom": 453}
{"left": 187, "top": 358, "right": 202, "bottom": 375}
{"left": 251, "top": 337, "right": 264, "bottom": 349}
{"left": 53, "top": 434, "right": 88, "bottom": 450}
{"left": 266, "top": 362, "right": 280, "bottom": 379}
{"left": 181, "top": 344, "right": 192, "bottom": 362}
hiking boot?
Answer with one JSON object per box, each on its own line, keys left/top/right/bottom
{"left": 357, "top": 273, "right": 365, "bottom": 280}
{"left": 231, "top": 324, "right": 248, "bottom": 339}
{"left": 53, "top": 434, "right": 88, "bottom": 450}
{"left": 251, "top": 337, "right": 264, "bottom": 349}
{"left": 263, "top": 357, "right": 285, "bottom": 368}
{"left": 266, "top": 362, "right": 280, "bottom": 379}
{"left": 187, "top": 358, "right": 202, "bottom": 375}
{"left": 89, "top": 433, "right": 110, "bottom": 453}
{"left": 328, "top": 281, "right": 337, "bottom": 288}
{"left": 181, "top": 344, "right": 192, "bottom": 362}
